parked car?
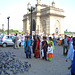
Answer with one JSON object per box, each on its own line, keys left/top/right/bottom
{"left": 0, "top": 35, "right": 21, "bottom": 47}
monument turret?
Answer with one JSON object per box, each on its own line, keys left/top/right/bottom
{"left": 37, "top": 0, "right": 41, "bottom": 5}
{"left": 52, "top": 1, "right": 55, "bottom": 7}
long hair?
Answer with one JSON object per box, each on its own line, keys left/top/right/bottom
{"left": 37, "top": 37, "right": 40, "bottom": 42}
{"left": 43, "top": 36, "right": 46, "bottom": 40}
{"left": 49, "top": 37, "right": 53, "bottom": 41}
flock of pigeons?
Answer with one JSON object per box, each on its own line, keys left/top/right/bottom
{"left": 0, "top": 50, "right": 31, "bottom": 75}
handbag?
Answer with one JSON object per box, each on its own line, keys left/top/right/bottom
{"left": 35, "top": 49, "right": 40, "bottom": 52}
{"left": 47, "top": 46, "right": 53, "bottom": 54}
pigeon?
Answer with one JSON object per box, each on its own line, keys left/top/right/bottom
{"left": 0, "top": 50, "right": 31, "bottom": 74}
{"left": 29, "top": 64, "right": 31, "bottom": 68}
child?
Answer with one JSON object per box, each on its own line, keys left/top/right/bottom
{"left": 68, "top": 41, "right": 75, "bottom": 75}
{"left": 47, "top": 42, "right": 53, "bottom": 61}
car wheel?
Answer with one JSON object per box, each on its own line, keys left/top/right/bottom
{"left": 2, "top": 43, "right": 7, "bottom": 48}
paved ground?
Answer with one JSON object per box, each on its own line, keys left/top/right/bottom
{"left": 0, "top": 45, "right": 70, "bottom": 75}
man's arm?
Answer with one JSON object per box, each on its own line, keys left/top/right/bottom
{"left": 68, "top": 65, "right": 72, "bottom": 70}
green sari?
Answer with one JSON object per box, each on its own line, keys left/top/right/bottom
{"left": 48, "top": 40, "right": 55, "bottom": 50}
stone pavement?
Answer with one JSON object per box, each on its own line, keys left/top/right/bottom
{"left": 0, "top": 45, "right": 70, "bottom": 75}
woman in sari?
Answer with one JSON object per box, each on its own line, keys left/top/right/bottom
{"left": 35, "top": 37, "right": 40, "bottom": 58}
{"left": 41, "top": 36, "right": 48, "bottom": 60}
{"left": 24, "top": 36, "right": 31, "bottom": 58}
{"left": 32, "top": 36, "right": 36, "bottom": 57}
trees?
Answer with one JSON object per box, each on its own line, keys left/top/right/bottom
{"left": 64, "top": 31, "right": 75, "bottom": 34}
{"left": 0, "top": 29, "right": 4, "bottom": 34}
{"left": 0, "top": 29, "right": 23, "bottom": 34}
{"left": 5, "top": 29, "right": 19, "bottom": 34}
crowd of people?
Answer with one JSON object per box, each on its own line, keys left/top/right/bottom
{"left": 12, "top": 33, "right": 75, "bottom": 75}
{"left": 23, "top": 35, "right": 55, "bottom": 62}
{"left": 24, "top": 34, "right": 75, "bottom": 75}
{"left": 62, "top": 35, "right": 75, "bottom": 75}
{"left": 12, "top": 33, "right": 55, "bottom": 62}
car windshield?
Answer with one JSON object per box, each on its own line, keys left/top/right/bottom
{"left": 0, "top": 35, "right": 4, "bottom": 39}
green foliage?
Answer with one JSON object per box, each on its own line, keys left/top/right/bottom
{"left": 64, "top": 31, "right": 75, "bottom": 34}
{"left": 0, "top": 29, "right": 23, "bottom": 34}
{"left": 5, "top": 29, "right": 19, "bottom": 33}
{"left": 0, "top": 29, "right": 5, "bottom": 34}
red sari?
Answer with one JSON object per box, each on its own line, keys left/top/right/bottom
{"left": 35, "top": 39, "right": 40, "bottom": 58}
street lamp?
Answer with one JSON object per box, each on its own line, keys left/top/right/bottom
{"left": 7, "top": 16, "right": 10, "bottom": 35}
{"left": 27, "top": 2, "right": 35, "bottom": 38}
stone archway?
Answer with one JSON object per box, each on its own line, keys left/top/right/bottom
{"left": 32, "top": 19, "right": 36, "bottom": 31}
{"left": 54, "top": 20, "right": 60, "bottom": 34}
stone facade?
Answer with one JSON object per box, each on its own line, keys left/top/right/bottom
{"left": 23, "top": 0, "right": 65, "bottom": 35}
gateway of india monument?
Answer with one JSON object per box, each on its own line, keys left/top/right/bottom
{"left": 23, "top": 0, "right": 65, "bottom": 36}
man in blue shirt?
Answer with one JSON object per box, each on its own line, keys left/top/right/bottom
{"left": 66, "top": 37, "right": 75, "bottom": 75}
{"left": 66, "top": 37, "right": 75, "bottom": 61}
{"left": 68, "top": 41, "right": 75, "bottom": 75}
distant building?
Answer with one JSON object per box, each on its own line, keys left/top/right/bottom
{"left": 23, "top": 0, "right": 65, "bottom": 35}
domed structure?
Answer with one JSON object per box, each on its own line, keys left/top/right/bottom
{"left": 52, "top": 1, "right": 55, "bottom": 7}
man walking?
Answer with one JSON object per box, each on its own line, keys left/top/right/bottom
{"left": 62, "top": 35, "right": 69, "bottom": 55}
{"left": 15, "top": 33, "right": 19, "bottom": 49}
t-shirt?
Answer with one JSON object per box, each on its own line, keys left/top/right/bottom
{"left": 15, "top": 36, "right": 19, "bottom": 40}
{"left": 21, "top": 36, "right": 24, "bottom": 41}
{"left": 64, "top": 38, "right": 68, "bottom": 46}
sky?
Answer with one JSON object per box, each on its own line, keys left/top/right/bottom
{"left": 0, "top": 0, "right": 75, "bottom": 32}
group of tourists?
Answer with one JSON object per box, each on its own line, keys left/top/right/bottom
{"left": 11, "top": 33, "right": 75, "bottom": 75}
{"left": 24, "top": 35, "right": 55, "bottom": 62}
{"left": 12, "top": 33, "right": 75, "bottom": 74}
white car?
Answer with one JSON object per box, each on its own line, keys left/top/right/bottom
{"left": 0, "top": 35, "right": 21, "bottom": 47}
